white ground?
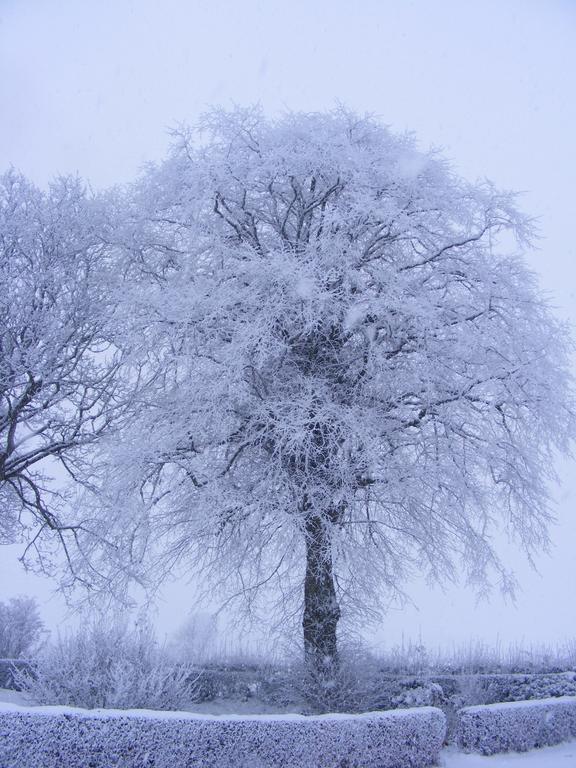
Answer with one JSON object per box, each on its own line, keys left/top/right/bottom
{"left": 0, "top": 687, "right": 299, "bottom": 715}
{"left": 441, "top": 741, "right": 576, "bottom": 767}
{"left": 1, "top": 689, "right": 575, "bottom": 766}
{"left": 0, "top": 687, "right": 28, "bottom": 706}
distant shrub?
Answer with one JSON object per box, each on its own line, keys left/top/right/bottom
{"left": 167, "top": 612, "right": 218, "bottom": 663}
{"left": 374, "top": 638, "right": 576, "bottom": 676}
{"left": 478, "top": 672, "right": 576, "bottom": 703}
{"left": 391, "top": 681, "right": 445, "bottom": 709}
{"left": 265, "top": 648, "right": 447, "bottom": 714}
{"left": 445, "top": 672, "right": 576, "bottom": 711}
{"left": 14, "top": 620, "right": 201, "bottom": 710}
{"left": 0, "top": 597, "right": 47, "bottom": 659}
{"left": 209, "top": 653, "right": 576, "bottom": 715}
{"left": 269, "top": 648, "right": 388, "bottom": 714}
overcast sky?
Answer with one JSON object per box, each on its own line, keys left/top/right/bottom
{"left": 1, "top": 0, "right": 575, "bottom": 652}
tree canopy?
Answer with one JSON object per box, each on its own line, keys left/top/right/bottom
{"left": 84, "top": 108, "right": 574, "bottom": 675}
{"left": 2, "top": 109, "right": 573, "bottom": 682}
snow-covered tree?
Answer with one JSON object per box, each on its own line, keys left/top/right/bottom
{"left": 98, "top": 108, "right": 574, "bottom": 683}
{"left": 0, "top": 171, "right": 132, "bottom": 572}
{"left": 0, "top": 596, "right": 47, "bottom": 658}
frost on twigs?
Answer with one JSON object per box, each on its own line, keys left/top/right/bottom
{"left": 0, "top": 171, "right": 140, "bottom": 579}
{"left": 14, "top": 620, "right": 201, "bottom": 711}
{"left": 0, "top": 702, "right": 447, "bottom": 768}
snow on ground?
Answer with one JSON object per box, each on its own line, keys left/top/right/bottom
{"left": 0, "top": 687, "right": 300, "bottom": 715}
{"left": 440, "top": 741, "right": 576, "bottom": 767}
{"left": 0, "top": 688, "right": 28, "bottom": 706}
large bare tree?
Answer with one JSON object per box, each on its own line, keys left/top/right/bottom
{"left": 91, "top": 108, "right": 574, "bottom": 686}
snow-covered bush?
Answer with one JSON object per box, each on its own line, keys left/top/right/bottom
{"left": 260, "top": 648, "right": 452, "bottom": 714}
{"left": 0, "top": 659, "right": 32, "bottom": 690}
{"left": 456, "top": 695, "right": 576, "bottom": 754}
{"left": 0, "top": 702, "right": 446, "bottom": 768}
{"left": 468, "top": 672, "right": 576, "bottom": 704}
{"left": 268, "top": 648, "right": 393, "bottom": 713}
{"left": 391, "top": 681, "right": 445, "bottom": 709}
{"left": 14, "top": 621, "right": 200, "bottom": 710}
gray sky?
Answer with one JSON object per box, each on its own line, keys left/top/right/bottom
{"left": 1, "top": 0, "right": 575, "bottom": 651}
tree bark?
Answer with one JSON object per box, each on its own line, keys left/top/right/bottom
{"left": 302, "top": 512, "right": 341, "bottom": 682}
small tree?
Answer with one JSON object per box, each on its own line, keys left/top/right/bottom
{"left": 0, "top": 596, "right": 47, "bottom": 658}
{"left": 97, "top": 108, "right": 574, "bottom": 689}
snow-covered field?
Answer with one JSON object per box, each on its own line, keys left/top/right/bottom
{"left": 0, "top": 687, "right": 26, "bottom": 706}
{"left": 441, "top": 740, "right": 576, "bottom": 767}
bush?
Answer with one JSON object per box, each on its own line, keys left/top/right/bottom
{"left": 466, "top": 672, "right": 576, "bottom": 704}
{"left": 0, "top": 659, "right": 33, "bottom": 690}
{"left": 456, "top": 695, "right": 576, "bottom": 754}
{"left": 0, "top": 702, "right": 447, "bottom": 768}
{"left": 14, "top": 620, "right": 201, "bottom": 710}
{"left": 269, "top": 648, "right": 388, "bottom": 714}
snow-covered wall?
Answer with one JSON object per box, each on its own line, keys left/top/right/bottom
{"left": 0, "top": 701, "right": 446, "bottom": 768}
{"left": 457, "top": 695, "right": 576, "bottom": 754}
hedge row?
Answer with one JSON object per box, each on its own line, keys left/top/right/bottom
{"left": 0, "top": 702, "right": 446, "bottom": 768}
{"left": 457, "top": 695, "right": 576, "bottom": 754}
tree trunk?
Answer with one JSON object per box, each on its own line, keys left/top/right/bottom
{"left": 302, "top": 512, "right": 341, "bottom": 683}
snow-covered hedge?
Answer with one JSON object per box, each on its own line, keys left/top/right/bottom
{"left": 457, "top": 695, "right": 576, "bottom": 754}
{"left": 456, "top": 672, "right": 576, "bottom": 705}
{"left": 0, "top": 701, "right": 446, "bottom": 768}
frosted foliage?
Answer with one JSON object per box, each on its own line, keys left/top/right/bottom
{"left": 0, "top": 171, "right": 132, "bottom": 567}
{"left": 392, "top": 682, "right": 444, "bottom": 709}
{"left": 85, "top": 108, "right": 573, "bottom": 626}
{"left": 0, "top": 703, "right": 446, "bottom": 768}
{"left": 0, "top": 597, "right": 46, "bottom": 659}
{"left": 15, "top": 622, "right": 198, "bottom": 711}
{"left": 457, "top": 696, "right": 576, "bottom": 754}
